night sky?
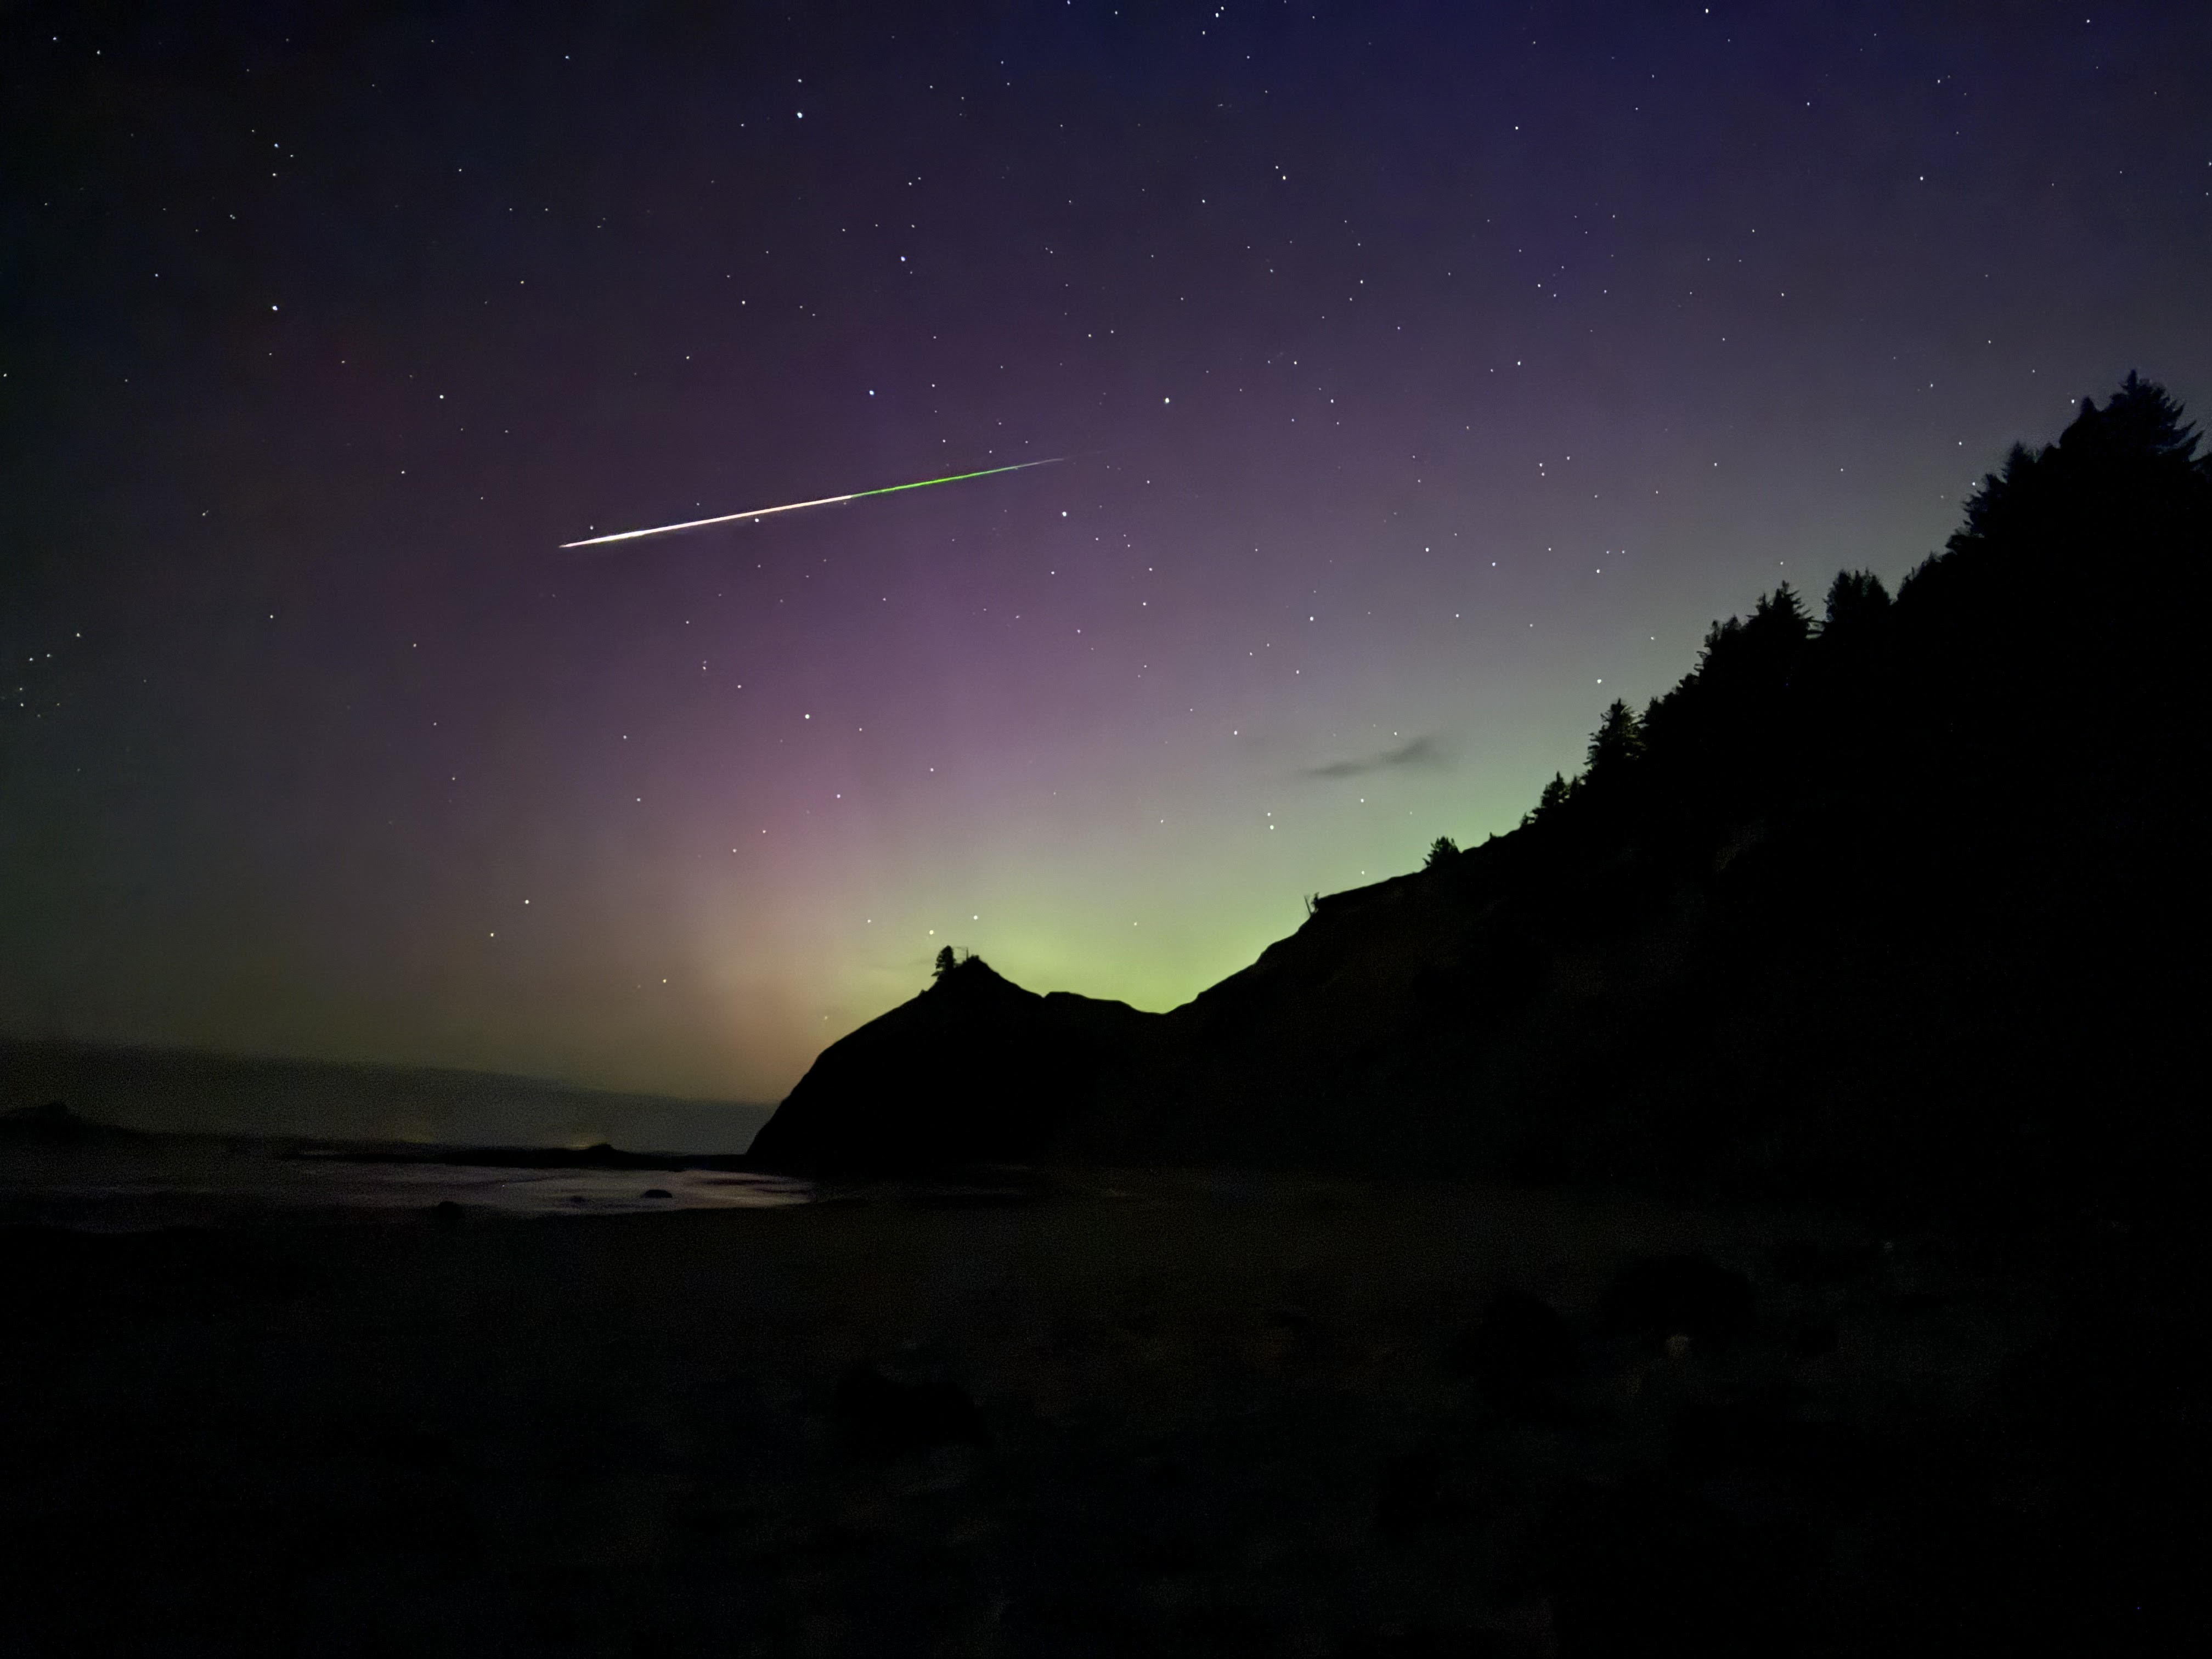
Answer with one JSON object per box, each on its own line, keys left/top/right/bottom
{"left": 5, "top": 2, "right": 2208, "bottom": 1103}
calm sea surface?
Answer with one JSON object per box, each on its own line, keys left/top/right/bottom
{"left": 0, "top": 1137, "right": 810, "bottom": 1231}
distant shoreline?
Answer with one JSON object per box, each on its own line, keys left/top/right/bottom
{"left": 290, "top": 1140, "right": 755, "bottom": 1173}
{"left": 0, "top": 1039, "right": 772, "bottom": 1155}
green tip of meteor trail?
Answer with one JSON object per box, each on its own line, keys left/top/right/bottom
{"left": 854, "top": 461, "right": 1041, "bottom": 499}
{"left": 559, "top": 456, "right": 1063, "bottom": 548}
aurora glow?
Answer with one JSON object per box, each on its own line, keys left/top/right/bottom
{"left": 4, "top": 3, "right": 2206, "bottom": 1107}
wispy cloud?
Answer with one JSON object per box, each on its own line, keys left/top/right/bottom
{"left": 1301, "top": 735, "right": 1444, "bottom": 779}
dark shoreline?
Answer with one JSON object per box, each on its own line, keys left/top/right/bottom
{"left": 1, "top": 1169, "right": 2197, "bottom": 1654}
{"left": 289, "top": 1140, "right": 757, "bottom": 1173}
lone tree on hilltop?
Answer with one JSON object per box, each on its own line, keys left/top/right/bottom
{"left": 1425, "top": 836, "right": 1460, "bottom": 868}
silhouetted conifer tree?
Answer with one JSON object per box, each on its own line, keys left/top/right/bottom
{"left": 1894, "top": 372, "right": 2208, "bottom": 801}
{"left": 1743, "top": 583, "right": 1811, "bottom": 656}
{"left": 1949, "top": 442, "right": 2041, "bottom": 552}
{"left": 1425, "top": 836, "right": 1460, "bottom": 868}
{"left": 2062, "top": 370, "right": 2201, "bottom": 466}
{"left": 1583, "top": 699, "right": 1644, "bottom": 779}
{"left": 1821, "top": 569, "right": 1890, "bottom": 635}
{"left": 1932, "top": 373, "right": 2205, "bottom": 580}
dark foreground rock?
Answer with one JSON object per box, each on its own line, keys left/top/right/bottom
{"left": 0, "top": 1223, "right": 323, "bottom": 1337}
{"left": 1444, "top": 1289, "right": 1582, "bottom": 1421}
{"left": 833, "top": 1360, "right": 988, "bottom": 1460}
{"left": 1599, "top": 1252, "right": 1757, "bottom": 1349}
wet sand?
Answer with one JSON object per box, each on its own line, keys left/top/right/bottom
{"left": 0, "top": 1171, "right": 2195, "bottom": 1655}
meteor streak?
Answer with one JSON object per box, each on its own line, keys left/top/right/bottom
{"left": 559, "top": 457, "right": 1063, "bottom": 548}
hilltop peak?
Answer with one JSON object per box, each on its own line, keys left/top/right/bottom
{"left": 747, "top": 959, "right": 1155, "bottom": 1173}
{"left": 924, "top": 954, "right": 1029, "bottom": 1002}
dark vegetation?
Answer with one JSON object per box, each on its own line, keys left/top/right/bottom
{"left": 753, "top": 376, "right": 2209, "bottom": 1231}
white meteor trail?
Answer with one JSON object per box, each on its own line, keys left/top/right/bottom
{"left": 560, "top": 457, "right": 1063, "bottom": 548}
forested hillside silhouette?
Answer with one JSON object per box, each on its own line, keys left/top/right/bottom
{"left": 753, "top": 377, "right": 2208, "bottom": 1226}
{"left": 1364, "top": 371, "right": 2211, "bottom": 1219}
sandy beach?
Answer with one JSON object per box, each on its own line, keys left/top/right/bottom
{"left": 0, "top": 1171, "right": 2190, "bottom": 1655}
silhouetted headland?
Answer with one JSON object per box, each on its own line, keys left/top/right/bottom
{"left": 749, "top": 376, "right": 2208, "bottom": 1230}
{"left": 0, "top": 1100, "right": 146, "bottom": 1146}
{"left": 745, "top": 952, "right": 1156, "bottom": 1171}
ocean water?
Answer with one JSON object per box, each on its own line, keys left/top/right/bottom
{"left": 0, "top": 1041, "right": 776, "bottom": 1155}
{"left": 0, "top": 1136, "right": 810, "bottom": 1232}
